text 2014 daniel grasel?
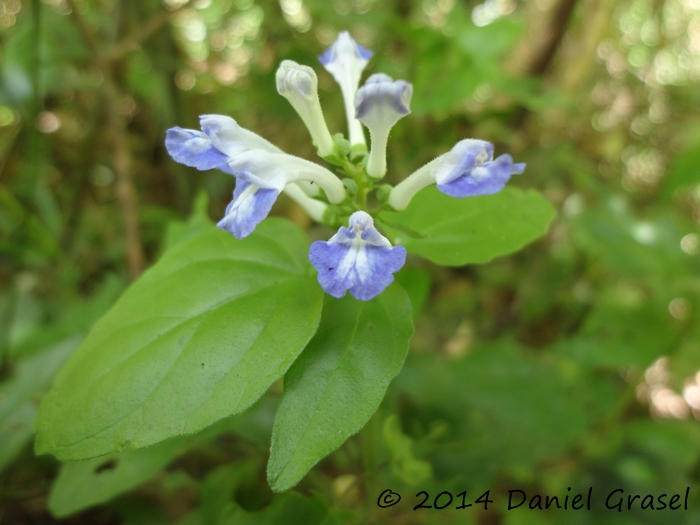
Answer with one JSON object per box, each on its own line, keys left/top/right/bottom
{"left": 377, "top": 487, "right": 691, "bottom": 512}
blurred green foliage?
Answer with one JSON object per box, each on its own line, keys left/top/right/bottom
{"left": 1, "top": 0, "right": 700, "bottom": 523}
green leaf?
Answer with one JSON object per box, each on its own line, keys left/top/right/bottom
{"left": 48, "top": 437, "right": 187, "bottom": 518}
{"left": 382, "top": 414, "right": 432, "bottom": 486}
{"left": 267, "top": 284, "right": 413, "bottom": 492}
{"left": 0, "top": 277, "right": 124, "bottom": 471}
{"left": 0, "top": 338, "right": 77, "bottom": 471}
{"left": 199, "top": 463, "right": 355, "bottom": 525}
{"left": 200, "top": 462, "right": 260, "bottom": 524}
{"left": 571, "top": 201, "right": 691, "bottom": 279}
{"left": 380, "top": 186, "right": 556, "bottom": 266}
{"left": 218, "top": 493, "right": 329, "bottom": 525}
{"left": 162, "top": 190, "right": 213, "bottom": 251}
{"left": 9, "top": 275, "right": 124, "bottom": 359}
{"left": 36, "top": 220, "right": 324, "bottom": 461}
{"left": 555, "top": 296, "right": 676, "bottom": 369}
{"left": 626, "top": 420, "right": 700, "bottom": 471}
{"left": 48, "top": 398, "right": 272, "bottom": 518}
{"left": 394, "top": 341, "right": 597, "bottom": 481}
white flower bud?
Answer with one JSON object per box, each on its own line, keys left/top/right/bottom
{"left": 276, "top": 60, "right": 334, "bottom": 156}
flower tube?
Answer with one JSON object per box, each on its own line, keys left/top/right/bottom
{"left": 355, "top": 73, "right": 412, "bottom": 178}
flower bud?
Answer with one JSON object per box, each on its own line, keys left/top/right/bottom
{"left": 319, "top": 31, "right": 373, "bottom": 146}
{"left": 276, "top": 60, "right": 334, "bottom": 156}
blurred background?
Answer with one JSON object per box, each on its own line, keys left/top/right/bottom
{"left": 1, "top": 0, "right": 700, "bottom": 523}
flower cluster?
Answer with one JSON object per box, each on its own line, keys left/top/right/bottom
{"left": 165, "top": 32, "right": 525, "bottom": 301}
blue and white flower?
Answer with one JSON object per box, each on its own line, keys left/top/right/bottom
{"left": 309, "top": 211, "right": 406, "bottom": 301}
{"left": 217, "top": 171, "right": 281, "bottom": 239}
{"left": 355, "top": 73, "right": 413, "bottom": 178}
{"left": 276, "top": 60, "right": 335, "bottom": 157}
{"left": 166, "top": 115, "right": 343, "bottom": 239}
{"left": 166, "top": 114, "right": 283, "bottom": 170}
{"left": 389, "top": 139, "right": 526, "bottom": 210}
{"left": 319, "top": 31, "right": 373, "bottom": 147}
{"left": 218, "top": 149, "right": 345, "bottom": 239}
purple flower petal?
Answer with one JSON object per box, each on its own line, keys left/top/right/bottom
{"left": 309, "top": 211, "right": 406, "bottom": 301}
{"left": 318, "top": 31, "right": 373, "bottom": 66}
{"left": 355, "top": 74, "right": 413, "bottom": 121}
{"left": 165, "top": 127, "right": 229, "bottom": 170}
{"left": 436, "top": 153, "right": 476, "bottom": 186}
{"left": 216, "top": 178, "right": 280, "bottom": 239}
{"left": 453, "top": 139, "right": 494, "bottom": 162}
{"left": 437, "top": 154, "right": 526, "bottom": 198}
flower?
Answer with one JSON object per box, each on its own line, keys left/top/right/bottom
{"left": 276, "top": 60, "right": 335, "bottom": 156}
{"left": 355, "top": 73, "right": 413, "bottom": 178}
{"left": 216, "top": 149, "right": 345, "bottom": 239}
{"left": 165, "top": 114, "right": 282, "bottom": 171}
{"left": 309, "top": 211, "right": 406, "bottom": 300}
{"left": 389, "top": 139, "right": 526, "bottom": 210}
{"left": 166, "top": 115, "right": 343, "bottom": 239}
{"left": 227, "top": 149, "right": 346, "bottom": 203}
{"left": 434, "top": 139, "right": 526, "bottom": 198}
{"left": 217, "top": 171, "right": 281, "bottom": 239}
{"left": 319, "top": 31, "right": 373, "bottom": 146}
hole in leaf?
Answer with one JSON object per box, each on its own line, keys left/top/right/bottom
{"left": 94, "top": 459, "right": 117, "bottom": 474}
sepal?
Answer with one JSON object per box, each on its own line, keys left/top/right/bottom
{"left": 375, "top": 184, "right": 393, "bottom": 205}
{"left": 333, "top": 133, "right": 351, "bottom": 157}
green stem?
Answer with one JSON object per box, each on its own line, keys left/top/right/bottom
{"left": 356, "top": 183, "right": 368, "bottom": 210}
{"left": 339, "top": 157, "right": 372, "bottom": 210}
